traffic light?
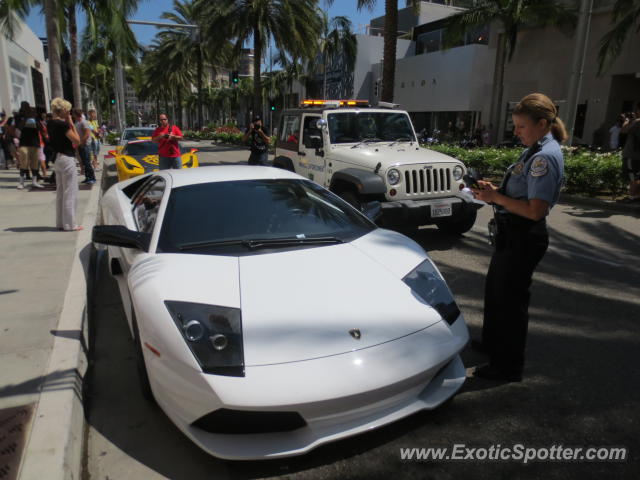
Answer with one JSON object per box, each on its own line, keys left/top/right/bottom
{"left": 110, "top": 97, "right": 116, "bottom": 104}
{"left": 231, "top": 70, "right": 239, "bottom": 84}
{"left": 270, "top": 104, "right": 276, "bottom": 111}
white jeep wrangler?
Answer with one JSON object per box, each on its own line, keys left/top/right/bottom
{"left": 274, "top": 101, "right": 481, "bottom": 234}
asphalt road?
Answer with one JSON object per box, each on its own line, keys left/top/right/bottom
{"left": 84, "top": 145, "right": 640, "bottom": 479}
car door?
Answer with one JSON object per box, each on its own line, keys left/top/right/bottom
{"left": 300, "top": 114, "right": 326, "bottom": 186}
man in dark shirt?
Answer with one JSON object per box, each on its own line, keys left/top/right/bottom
{"left": 242, "top": 114, "right": 270, "bottom": 165}
{"left": 17, "top": 106, "right": 44, "bottom": 189}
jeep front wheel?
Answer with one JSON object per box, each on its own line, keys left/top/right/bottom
{"left": 436, "top": 207, "right": 477, "bottom": 235}
{"left": 338, "top": 190, "right": 362, "bottom": 211}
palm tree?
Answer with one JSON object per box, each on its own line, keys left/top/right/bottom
{"left": 442, "top": 0, "right": 575, "bottom": 132}
{"left": 598, "top": 0, "right": 640, "bottom": 74}
{"left": 196, "top": 0, "right": 322, "bottom": 115}
{"left": 326, "top": 0, "right": 420, "bottom": 103}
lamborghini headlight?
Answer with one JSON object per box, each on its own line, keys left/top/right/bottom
{"left": 403, "top": 259, "right": 460, "bottom": 325}
{"left": 164, "top": 300, "right": 244, "bottom": 376}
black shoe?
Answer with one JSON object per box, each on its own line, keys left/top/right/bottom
{"left": 474, "top": 364, "right": 522, "bottom": 382}
{"left": 470, "top": 340, "right": 490, "bottom": 354}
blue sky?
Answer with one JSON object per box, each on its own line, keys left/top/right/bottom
{"left": 25, "top": 0, "right": 386, "bottom": 46}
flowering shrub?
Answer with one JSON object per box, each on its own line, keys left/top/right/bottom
{"left": 427, "top": 144, "right": 625, "bottom": 197}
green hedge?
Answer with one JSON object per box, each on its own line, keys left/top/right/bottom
{"left": 427, "top": 144, "right": 625, "bottom": 197}
{"left": 105, "top": 132, "right": 120, "bottom": 145}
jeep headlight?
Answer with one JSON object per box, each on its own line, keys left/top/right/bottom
{"left": 403, "top": 259, "right": 460, "bottom": 325}
{"left": 453, "top": 165, "right": 464, "bottom": 181}
{"left": 387, "top": 168, "right": 401, "bottom": 185}
{"left": 165, "top": 300, "right": 244, "bottom": 376}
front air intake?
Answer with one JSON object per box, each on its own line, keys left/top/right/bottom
{"left": 192, "top": 409, "right": 307, "bottom": 434}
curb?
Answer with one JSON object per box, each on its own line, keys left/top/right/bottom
{"left": 18, "top": 170, "right": 102, "bottom": 480}
{"left": 559, "top": 193, "right": 640, "bottom": 216}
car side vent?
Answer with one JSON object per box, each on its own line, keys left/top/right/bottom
{"left": 192, "top": 409, "right": 307, "bottom": 434}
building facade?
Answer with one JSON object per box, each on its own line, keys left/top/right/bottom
{"left": 354, "top": 0, "right": 639, "bottom": 145}
{"left": 0, "top": 19, "right": 50, "bottom": 114}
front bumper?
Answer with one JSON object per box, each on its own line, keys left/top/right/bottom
{"left": 379, "top": 195, "right": 478, "bottom": 227}
{"left": 144, "top": 316, "right": 469, "bottom": 460}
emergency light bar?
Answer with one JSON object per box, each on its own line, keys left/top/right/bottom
{"left": 301, "top": 99, "right": 370, "bottom": 107}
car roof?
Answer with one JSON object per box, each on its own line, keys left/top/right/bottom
{"left": 161, "top": 165, "right": 304, "bottom": 188}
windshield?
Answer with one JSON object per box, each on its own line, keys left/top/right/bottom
{"left": 158, "top": 179, "right": 375, "bottom": 254}
{"left": 327, "top": 112, "right": 416, "bottom": 144}
{"left": 124, "top": 129, "right": 153, "bottom": 140}
{"left": 123, "top": 142, "right": 158, "bottom": 156}
{"left": 123, "top": 142, "right": 191, "bottom": 156}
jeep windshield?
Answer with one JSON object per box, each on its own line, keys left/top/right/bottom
{"left": 327, "top": 112, "right": 416, "bottom": 144}
{"left": 158, "top": 179, "right": 375, "bottom": 255}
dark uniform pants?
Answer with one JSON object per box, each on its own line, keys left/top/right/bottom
{"left": 482, "top": 215, "right": 548, "bottom": 373}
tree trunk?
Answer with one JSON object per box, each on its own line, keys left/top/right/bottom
{"left": 44, "top": 0, "right": 63, "bottom": 99}
{"left": 323, "top": 52, "right": 327, "bottom": 100}
{"left": 489, "top": 32, "right": 507, "bottom": 143}
{"left": 381, "top": 0, "right": 398, "bottom": 103}
{"left": 253, "top": 24, "right": 263, "bottom": 115}
{"left": 197, "top": 42, "right": 203, "bottom": 130}
{"left": 176, "top": 88, "right": 182, "bottom": 128}
{"left": 68, "top": 6, "right": 82, "bottom": 108}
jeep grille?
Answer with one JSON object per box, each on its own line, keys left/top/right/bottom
{"left": 404, "top": 167, "right": 451, "bottom": 195}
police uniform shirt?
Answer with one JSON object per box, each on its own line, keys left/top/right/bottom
{"left": 505, "top": 132, "right": 564, "bottom": 208}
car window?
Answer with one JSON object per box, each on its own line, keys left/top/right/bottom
{"left": 279, "top": 115, "right": 301, "bottom": 144}
{"left": 157, "top": 179, "right": 375, "bottom": 255}
{"left": 132, "top": 177, "right": 166, "bottom": 234}
{"left": 328, "top": 112, "right": 416, "bottom": 143}
{"left": 123, "top": 142, "right": 158, "bottom": 156}
{"left": 302, "top": 116, "right": 321, "bottom": 148}
{"left": 124, "top": 129, "right": 153, "bottom": 140}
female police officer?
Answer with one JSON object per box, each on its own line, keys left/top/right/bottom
{"left": 471, "top": 93, "right": 566, "bottom": 382}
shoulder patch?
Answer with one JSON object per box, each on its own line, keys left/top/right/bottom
{"left": 530, "top": 157, "right": 548, "bottom": 177}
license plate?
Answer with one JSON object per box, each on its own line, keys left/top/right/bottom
{"left": 431, "top": 203, "right": 452, "bottom": 218}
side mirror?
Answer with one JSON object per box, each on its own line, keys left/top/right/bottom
{"left": 92, "top": 225, "right": 151, "bottom": 251}
{"left": 107, "top": 150, "right": 117, "bottom": 157}
{"left": 307, "top": 135, "right": 322, "bottom": 150}
{"left": 362, "top": 201, "right": 382, "bottom": 222}
{"left": 314, "top": 118, "right": 327, "bottom": 130}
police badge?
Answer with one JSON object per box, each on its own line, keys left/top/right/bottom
{"left": 512, "top": 163, "right": 524, "bottom": 175}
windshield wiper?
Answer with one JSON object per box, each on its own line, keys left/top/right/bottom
{"left": 388, "top": 136, "right": 414, "bottom": 147}
{"left": 352, "top": 137, "right": 383, "bottom": 149}
{"left": 178, "top": 236, "right": 344, "bottom": 251}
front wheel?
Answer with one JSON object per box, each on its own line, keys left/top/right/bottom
{"left": 132, "top": 309, "right": 156, "bottom": 404}
{"left": 337, "top": 190, "right": 362, "bottom": 211}
{"left": 436, "top": 207, "right": 477, "bottom": 235}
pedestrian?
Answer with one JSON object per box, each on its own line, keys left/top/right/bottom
{"left": 73, "top": 109, "right": 96, "bottom": 185}
{"left": 608, "top": 115, "right": 624, "bottom": 150}
{"left": 0, "top": 111, "right": 9, "bottom": 168}
{"left": 16, "top": 105, "right": 45, "bottom": 189}
{"left": 87, "top": 109, "right": 101, "bottom": 171}
{"left": 470, "top": 92, "right": 566, "bottom": 382}
{"left": 152, "top": 113, "right": 184, "bottom": 169}
{"left": 242, "top": 114, "right": 270, "bottom": 165}
{"left": 620, "top": 102, "right": 640, "bottom": 203}
{"left": 48, "top": 98, "right": 82, "bottom": 231}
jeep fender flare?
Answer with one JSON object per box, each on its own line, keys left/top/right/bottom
{"left": 273, "top": 155, "right": 295, "bottom": 172}
{"left": 329, "top": 168, "right": 386, "bottom": 195}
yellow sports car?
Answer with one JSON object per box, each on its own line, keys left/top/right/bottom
{"left": 111, "top": 140, "right": 199, "bottom": 181}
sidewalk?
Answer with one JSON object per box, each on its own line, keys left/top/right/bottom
{"left": 0, "top": 160, "right": 101, "bottom": 480}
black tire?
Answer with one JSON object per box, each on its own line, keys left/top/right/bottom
{"left": 436, "top": 207, "right": 477, "bottom": 235}
{"left": 132, "top": 309, "right": 156, "bottom": 404}
{"left": 338, "top": 190, "right": 362, "bottom": 211}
